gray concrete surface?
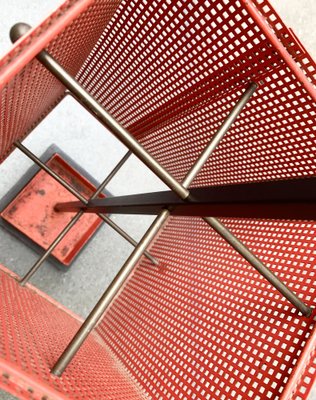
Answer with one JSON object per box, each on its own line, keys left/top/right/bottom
{"left": 0, "top": 1, "right": 315, "bottom": 399}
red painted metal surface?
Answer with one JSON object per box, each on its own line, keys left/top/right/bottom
{"left": 98, "top": 216, "right": 316, "bottom": 399}
{"left": 0, "top": 0, "right": 120, "bottom": 163}
{"left": 0, "top": 0, "right": 315, "bottom": 399}
{"left": 0, "top": 265, "right": 147, "bottom": 400}
{"left": 1, "top": 154, "right": 105, "bottom": 266}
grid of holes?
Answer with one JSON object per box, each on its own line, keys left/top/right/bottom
{"left": 252, "top": 0, "right": 316, "bottom": 86}
{"left": 0, "top": 267, "right": 147, "bottom": 399}
{"left": 97, "top": 216, "right": 316, "bottom": 399}
{"left": 0, "top": 0, "right": 315, "bottom": 397}
{"left": 0, "top": 0, "right": 119, "bottom": 163}
{"left": 290, "top": 333, "right": 316, "bottom": 400}
{"left": 77, "top": 0, "right": 315, "bottom": 186}
{"left": 78, "top": 0, "right": 274, "bottom": 124}
{"left": 301, "top": 361, "right": 316, "bottom": 400}
{"left": 296, "top": 361, "right": 316, "bottom": 400}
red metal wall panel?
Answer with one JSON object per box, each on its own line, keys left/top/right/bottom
{"left": 97, "top": 216, "right": 316, "bottom": 399}
{"left": 0, "top": 265, "right": 147, "bottom": 400}
{"left": 0, "top": 0, "right": 315, "bottom": 399}
{"left": 0, "top": 0, "right": 119, "bottom": 163}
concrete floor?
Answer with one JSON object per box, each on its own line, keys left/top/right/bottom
{"left": 0, "top": 0, "right": 315, "bottom": 399}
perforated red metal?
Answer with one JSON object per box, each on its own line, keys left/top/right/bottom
{"left": 0, "top": 0, "right": 315, "bottom": 399}
{"left": 0, "top": 0, "right": 120, "bottom": 163}
{"left": 0, "top": 265, "right": 147, "bottom": 400}
{"left": 96, "top": 216, "right": 316, "bottom": 399}
{"left": 281, "top": 325, "right": 316, "bottom": 400}
{"left": 77, "top": 0, "right": 316, "bottom": 188}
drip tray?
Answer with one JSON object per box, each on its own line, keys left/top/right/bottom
{"left": 0, "top": 145, "right": 108, "bottom": 269}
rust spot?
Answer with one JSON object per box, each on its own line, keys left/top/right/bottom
{"left": 36, "top": 224, "right": 47, "bottom": 237}
{"left": 61, "top": 246, "right": 69, "bottom": 256}
{"left": 8, "top": 205, "right": 17, "bottom": 215}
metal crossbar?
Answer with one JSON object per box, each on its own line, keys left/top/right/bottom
{"left": 56, "top": 177, "right": 316, "bottom": 220}
{"left": 15, "top": 142, "right": 158, "bottom": 284}
{"left": 10, "top": 23, "right": 312, "bottom": 377}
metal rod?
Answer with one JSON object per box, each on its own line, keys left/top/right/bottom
{"left": 51, "top": 83, "right": 260, "bottom": 375}
{"left": 182, "top": 82, "right": 257, "bottom": 188}
{"left": 20, "top": 212, "right": 83, "bottom": 286}
{"left": 56, "top": 177, "right": 316, "bottom": 221}
{"left": 203, "top": 217, "right": 312, "bottom": 317}
{"left": 158, "top": 81, "right": 301, "bottom": 326}
{"left": 10, "top": 23, "right": 189, "bottom": 200}
{"left": 90, "top": 151, "right": 133, "bottom": 199}
{"left": 51, "top": 209, "right": 169, "bottom": 376}
{"left": 14, "top": 141, "right": 87, "bottom": 203}
{"left": 15, "top": 142, "right": 157, "bottom": 265}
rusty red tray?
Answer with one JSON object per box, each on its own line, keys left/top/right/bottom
{"left": 0, "top": 150, "right": 106, "bottom": 267}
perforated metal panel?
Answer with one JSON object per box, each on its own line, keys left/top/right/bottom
{"left": 0, "top": 0, "right": 119, "bottom": 163}
{"left": 0, "top": 0, "right": 315, "bottom": 399}
{"left": 77, "top": 0, "right": 315, "bottom": 188}
{"left": 0, "top": 265, "right": 147, "bottom": 400}
{"left": 97, "top": 216, "right": 316, "bottom": 399}
{"left": 284, "top": 326, "right": 316, "bottom": 400}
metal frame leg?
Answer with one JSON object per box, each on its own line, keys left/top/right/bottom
{"left": 52, "top": 209, "right": 169, "bottom": 376}
{"left": 15, "top": 143, "right": 157, "bottom": 285}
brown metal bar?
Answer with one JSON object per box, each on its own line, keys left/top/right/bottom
{"left": 55, "top": 177, "right": 316, "bottom": 220}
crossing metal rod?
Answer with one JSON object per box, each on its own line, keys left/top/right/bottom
{"left": 182, "top": 83, "right": 257, "bottom": 188}
{"left": 203, "top": 217, "right": 312, "bottom": 317}
{"left": 14, "top": 141, "right": 86, "bottom": 203}
{"left": 172, "top": 85, "right": 311, "bottom": 318}
{"left": 51, "top": 82, "right": 262, "bottom": 376}
{"left": 20, "top": 212, "right": 83, "bottom": 286}
{"left": 52, "top": 209, "right": 169, "bottom": 376}
{"left": 19, "top": 149, "right": 135, "bottom": 285}
{"left": 15, "top": 142, "right": 158, "bottom": 268}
